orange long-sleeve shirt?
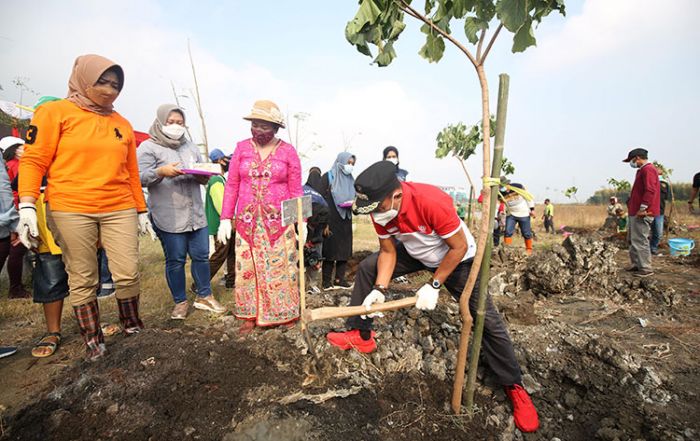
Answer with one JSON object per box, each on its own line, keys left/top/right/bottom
{"left": 19, "top": 100, "right": 147, "bottom": 213}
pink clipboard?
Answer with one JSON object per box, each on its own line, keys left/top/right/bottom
{"left": 181, "top": 168, "right": 219, "bottom": 176}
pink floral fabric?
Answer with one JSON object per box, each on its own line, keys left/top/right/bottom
{"left": 221, "top": 139, "right": 303, "bottom": 246}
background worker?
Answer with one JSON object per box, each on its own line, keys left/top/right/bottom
{"left": 501, "top": 178, "right": 536, "bottom": 255}
{"left": 542, "top": 198, "right": 555, "bottom": 234}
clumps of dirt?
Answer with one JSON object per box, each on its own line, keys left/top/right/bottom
{"left": 524, "top": 236, "right": 619, "bottom": 296}
{"left": 514, "top": 321, "right": 697, "bottom": 441}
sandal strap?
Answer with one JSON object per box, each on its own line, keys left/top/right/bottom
{"left": 34, "top": 341, "right": 58, "bottom": 348}
{"left": 38, "top": 332, "right": 62, "bottom": 343}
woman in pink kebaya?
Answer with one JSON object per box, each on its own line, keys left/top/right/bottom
{"left": 217, "top": 100, "right": 302, "bottom": 332}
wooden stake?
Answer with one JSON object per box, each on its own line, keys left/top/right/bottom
{"left": 298, "top": 197, "right": 306, "bottom": 331}
{"left": 465, "top": 73, "right": 510, "bottom": 412}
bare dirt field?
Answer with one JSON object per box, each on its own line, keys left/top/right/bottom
{"left": 0, "top": 205, "right": 698, "bottom": 440}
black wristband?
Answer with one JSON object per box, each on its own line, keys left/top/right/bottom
{"left": 372, "top": 284, "right": 386, "bottom": 294}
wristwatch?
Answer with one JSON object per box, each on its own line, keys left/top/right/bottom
{"left": 373, "top": 284, "right": 387, "bottom": 293}
{"left": 431, "top": 279, "right": 441, "bottom": 289}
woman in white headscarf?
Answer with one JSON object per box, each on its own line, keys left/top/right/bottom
{"left": 138, "top": 104, "right": 226, "bottom": 320}
{"left": 319, "top": 152, "right": 356, "bottom": 290}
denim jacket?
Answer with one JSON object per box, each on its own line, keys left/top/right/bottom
{"left": 0, "top": 157, "right": 19, "bottom": 239}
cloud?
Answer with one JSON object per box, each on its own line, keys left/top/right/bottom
{"left": 526, "top": 0, "right": 698, "bottom": 72}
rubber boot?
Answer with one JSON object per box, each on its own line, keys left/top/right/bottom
{"left": 525, "top": 238, "right": 533, "bottom": 255}
{"left": 73, "top": 300, "right": 106, "bottom": 361}
{"left": 117, "top": 296, "right": 144, "bottom": 335}
{"left": 504, "top": 236, "right": 513, "bottom": 246}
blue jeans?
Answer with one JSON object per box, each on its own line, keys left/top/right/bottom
{"left": 97, "top": 248, "right": 115, "bottom": 297}
{"left": 153, "top": 224, "right": 211, "bottom": 304}
{"left": 505, "top": 215, "right": 533, "bottom": 239}
{"left": 649, "top": 215, "right": 664, "bottom": 254}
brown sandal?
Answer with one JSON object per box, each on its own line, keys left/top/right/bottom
{"left": 31, "top": 332, "right": 62, "bottom": 358}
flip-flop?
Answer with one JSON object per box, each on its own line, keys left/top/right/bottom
{"left": 31, "top": 332, "right": 62, "bottom": 358}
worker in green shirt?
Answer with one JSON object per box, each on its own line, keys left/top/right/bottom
{"left": 542, "top": 199, "right": 555, "bottom": 234}
{"left": 205, "top": 149, "right": 235, "bottom": 288}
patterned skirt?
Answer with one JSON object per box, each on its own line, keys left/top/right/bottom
{"left": 233, "top": 218, "right": 300, "bottom": 326}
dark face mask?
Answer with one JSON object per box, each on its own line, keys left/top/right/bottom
{"left": 222, "top": 161, "right": 230, "bottom": 173}
{"left": 251, "top": 128, "right": 275, "bottom": 146}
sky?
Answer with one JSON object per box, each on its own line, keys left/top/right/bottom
{"left": 1, "top": 0, "right": 698, "bottom": 203}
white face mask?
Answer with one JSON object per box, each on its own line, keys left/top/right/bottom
{"left": 162, "top": 123, "right": 186, "bottom": 139}
{"left": 372, "top": 193, "right": 399, "bottom": 226}
{"left": 386, "top": 157, "right": 398, "bottom": 165}
{"left": 342, "top": 164, "right": 354, "bottom": 175}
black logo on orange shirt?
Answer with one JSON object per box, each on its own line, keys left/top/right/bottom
{"left": 114, "top": 128, "right": 123, "bottom": 140}
{"left": 25, "top": 125, "right": 38, "bottom": 144}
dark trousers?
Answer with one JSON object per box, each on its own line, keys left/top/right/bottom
{"left": 322, "top": 260, "right": 348, "bottom": 285}
{"left": 346, "top": 243, "right": 522, "bottom": 386}
{"left": 209, "top": 237, "right": 235, "bottom": 284}
{"left": 544, "top": 216, "right": 555, "bottom": 234}
{"left": 0, "top": 237, "right": 26, "bottom": 295}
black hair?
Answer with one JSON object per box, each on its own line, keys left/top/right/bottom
{"left": 2, "top": 143, "right": 22, "bottom": 162}
{"left": 383, "top": 146, "right": 399, "bottom": 160}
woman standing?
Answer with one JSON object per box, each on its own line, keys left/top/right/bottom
{"left": 0, "top": 136, "right": 29, "bottom": 298}
{"left": 382, "top": 146, "right": 408, "bottom": 182}
{"left": 217, "top": 100, "right": 302, "bottom": 331}
{"left": 320, "top": 152, "right": 356, "bottom": 290}
{"left": 138, "top": 104, "right": 226, "bottom": 320}
{"left": 18, "top": 54, "right": 147, "bottom": 360}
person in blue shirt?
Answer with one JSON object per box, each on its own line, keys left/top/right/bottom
{"left": 382, "top": 146, "right": 408, "bottom": 182}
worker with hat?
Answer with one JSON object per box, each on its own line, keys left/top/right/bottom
{"left": 326, "top": 161, "right": 540, "bottom": 433}
{"left": 623, "top": 148, "right": 660, "bottom": 277}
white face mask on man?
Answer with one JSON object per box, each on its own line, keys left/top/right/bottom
{"left": 162, "top": 123, "right": 186, "bottom": 139}
{"left": 372, "top": 192, "right": 400, "bottom": 226}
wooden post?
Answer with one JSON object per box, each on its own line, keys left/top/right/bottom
{"left": 297, "top": 197, "right": 306, "bottom": 332}
{"left": 465, "top": 73, "right": 510, "bottom": 412}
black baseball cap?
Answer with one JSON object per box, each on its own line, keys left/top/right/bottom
{"left": 352, "top": 161, "right": 401, "bottom": 215}
{"left": 622, "top": 148, "right": 648, "bottom": 162}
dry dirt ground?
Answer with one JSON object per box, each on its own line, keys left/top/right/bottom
{"left": 0, "top": 228, "right": 698, "bottom": 441}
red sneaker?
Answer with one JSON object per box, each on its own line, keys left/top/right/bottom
{"left": 326, "top": 329, "right": 376, "bottom": 353}
{"left": 505, "top": 384, "right": 539, "bottom": 433}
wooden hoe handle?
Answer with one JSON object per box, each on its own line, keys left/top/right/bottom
{"left": 302, "top": 297, "right": 417, "bottom": 323}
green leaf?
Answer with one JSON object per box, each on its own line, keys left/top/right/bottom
{"left": 346, "top": 0, "right": 382, "bottom": 35}
{"left": 388, "top": 19, "right": 406, "bottom": 39}
{"left": 475, "top": 0, "right": 496, "bottom": 22}
{"left": 512, "top": 18, "right": 536, "bottom": 53}
{"left": 419, "top": 33, "right": 445, "bottom": 62}
{"left": 375, "top": 41, "right": 397, "bottom": 66}
{"left": 496, "top": 0, "right": 529, "bottom": 33}
{"left": 464, "top": 16, "right": 488, "bottom": 44}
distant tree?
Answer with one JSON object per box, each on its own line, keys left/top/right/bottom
{"left": 564, "top": 186, "right": 578, "bottom": 202}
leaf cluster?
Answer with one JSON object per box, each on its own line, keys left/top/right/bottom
{"left": 345, "top": 0, "right": 566, "bottom": 66}
{"left": 435, "top": 116, "right": 495, "bottom": 160}
{"left": 607, "top": 178, "right": 631, "bottom": 192}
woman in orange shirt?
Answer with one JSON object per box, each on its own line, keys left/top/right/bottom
{"left": 18, "top": 54, "right": 150, "bottom": 360}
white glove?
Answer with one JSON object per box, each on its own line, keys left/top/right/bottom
{"left": 217, "top": 219, "right": 233, "bottom": 245}
{"left": 361, "top": 289, "right": 385, "bottom": 319}
{"left": 415, "top": 283, "right": 440, "bottom": 311}
{"left": 137, "top": 213, "right": 157, "bottom": 241}
{"left": 17, "top": 202, "right": 39, "bottom": 249}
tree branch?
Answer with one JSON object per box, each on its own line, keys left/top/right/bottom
{"left": 476, "top": 29, "right": 487, "bottom": 61}
{"left": 479, "top": 24, "right": 503, "bottom": 64}
{"left": 396, "top": 0, "right": 479, "bottom": 69}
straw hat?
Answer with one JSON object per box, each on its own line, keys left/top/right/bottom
{"left": 243, "top": 100, "right": 285, "bottom": 128}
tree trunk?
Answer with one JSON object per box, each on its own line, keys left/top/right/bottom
{"left": 451, "top": 63, "right": 493, "bottom": 414}
{"left": 465, "top": 73, "right": 509, "bottom": 413}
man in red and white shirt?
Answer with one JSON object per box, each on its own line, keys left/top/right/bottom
{"left": 326, "top": 161, "right": 539, "bottom": 433}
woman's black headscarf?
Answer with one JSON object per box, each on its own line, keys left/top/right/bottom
{"left": 382, "top": 146, "right": 399, "bottom": 160}
{"left": 305, "top": 166, "right": 323, "bottom": 192}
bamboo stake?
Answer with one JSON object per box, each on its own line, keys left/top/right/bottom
{"left": 465, "top": 74, "right": 510, "bottom": 412}
{"left": 298, "top": 198, "right": 306, "bottom": 329}
{"left": 187, "top": 39, "right": 209, "bottom": 158}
